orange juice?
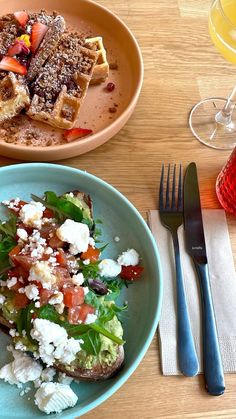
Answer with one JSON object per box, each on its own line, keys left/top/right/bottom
{"left": 209, "top": 0, "right": 236, "bottom": 64}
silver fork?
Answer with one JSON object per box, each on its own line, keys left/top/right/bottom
{"left": 159, "top": 164, "right": 199, "bottom": 377}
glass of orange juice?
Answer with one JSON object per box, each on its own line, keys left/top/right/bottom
{"left": 189, "top": 0, "right": 236, "bottom": 150}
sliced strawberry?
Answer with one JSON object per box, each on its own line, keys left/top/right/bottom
{"left": 63, "top": 128, "right": 93, "bottom": 142}
{"left": 31, "top": 22, "right": 48, "bottom": 54}
{"left": 0, "top": 56, "right": 27, "bottom": 75}
{"left": 14, "top": 11, "right": 29, "bottom": 28}
{"left": 8, "top": 40, "right": 30, "bottom": 57}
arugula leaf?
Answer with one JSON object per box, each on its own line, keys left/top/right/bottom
{"left": 17, "top": 302, "right": 37, "bottom": 344}
{"left": 0, "top": 213, "right": 17, "bottom": 238}
{"left": 0, "top": 236, "right": 17, "bottom": 273}
{"left": 80, "top": 329, "right": 101, "bottom": 355}
{"left": 84, "top": 290, "right": 101, "bottom": 309}
{"left": 79, "top": 261, "right": 100, "bottom": 280}
{"left": 104, "top": 278, "right": 125, "bottom": 301}
{"left": 37, "top": 304, "right": 124, "bottom": 345}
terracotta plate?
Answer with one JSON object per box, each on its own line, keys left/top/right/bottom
{"left": 0, "top": 0, "right": 143, "bottom": 161}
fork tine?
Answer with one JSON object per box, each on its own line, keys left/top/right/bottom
{"left": 159, "top": 164, "right": 164, "bottom": 210}
{"left": 165, "top": 164, "right": 170, "bottom": 209}
{"left": 171, "top": 164, "right": 176, "bottom": 209}
{"left": 177, "top": 164, "right": 183, "bottom": 210}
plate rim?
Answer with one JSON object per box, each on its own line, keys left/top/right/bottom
{"left": 0, "top": 162, "right": 162, "bottom": 418}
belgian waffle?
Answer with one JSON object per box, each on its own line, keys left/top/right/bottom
{"left": 85, "top": 36, "right": 109, "bottom": 85}
{"left": 0, "top": 14, "right": 23, "bottom": 58}
{"left": 27, "top": 33, "right": 98, "bottom": 129}
{"left": 27, "top": 15, "right": 66, "bottom": 82}
{"left": 0, "top": 72, "right": 30, "bottom": 123}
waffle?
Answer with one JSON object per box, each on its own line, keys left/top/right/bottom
{"left": 85, "top": 36, "right": 109, "bottom": 85}
{"left": 0, "top": 72, "right": 30, "bottom": 123}
{"left": 27, "top": 33, "right": 98, "bottom": 129}
{"left": 27, "top": 15, "right": 66, "bottom": 83}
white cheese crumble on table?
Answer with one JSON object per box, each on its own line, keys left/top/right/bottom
{"left": 98, "top": 259, "right": 122, "bottom": 277}
{"left": 56, "top": 219, "right": 90, "bottom": 255}
{"left": 29, "top": 261, "right": 56, "bottom": 290}
{"left": 114, "top": 236, "right": 120, "bottom": 242}
{"left": 19, "top": 201, "right": 45, "bottom": 229}
{"left": 34, "top": 382, "right": 78, "bottom": 414}
{"left": 117, "top": 248, "right": 139, "bottom": 266}
{"left": 30, "top": 318, "right": 82, "bottom": 367}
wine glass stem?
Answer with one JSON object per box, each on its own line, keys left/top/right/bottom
{"left": 215, "top": 85, "right": 236, "bottom": 125}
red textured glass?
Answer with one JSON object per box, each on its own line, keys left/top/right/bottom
{"left": 216, "top": 147, "right": 236, "bottom": 215}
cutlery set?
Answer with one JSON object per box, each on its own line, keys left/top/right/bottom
{"left": 159, "top": 162, "right": 225, "bottom": 396}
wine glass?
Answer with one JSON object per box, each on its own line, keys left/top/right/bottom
{"left": 189, "top": 0, "right": 236, "bottom": 150}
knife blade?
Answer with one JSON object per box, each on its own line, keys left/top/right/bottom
{"left": 183, "top": 162, "right": 225, "bottom": 396}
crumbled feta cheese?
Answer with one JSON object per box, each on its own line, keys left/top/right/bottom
{"left": 71, "top": 272, "right": 84, "bottom": 286}
{"left": 31, "top": 319, "right": 82, "bottom": 367}
{"left": 17, "top": 228, "right": 28, "bottom": 241}
{"left": 34, "top": 378, "right": 42, "bottom": 389}
{"left": 24, "top": 284, "right": 39, "bottom": 301}
{"left": 18, "top": 287, "right": 25, "bottom": 294}
{"left": 55, "top": 302, "right": 65, "bottom": 314}
{"left": 58, "top": 372, "right": 73, "bottom": 385}
{"left": 114, "top": 236, "right": 120, "bottom": 242}
{"left": 0, "top": 350, "right": 42, "bottom": 387}
{"left": 44, "top": 247, "right": 53, "bottom": 255}
{"left": 99, "top": 259, "right": 122, "bottom": 277}
{"left": 7, "top": 276, "right": 17, "bottom": 288}
{"left": 34, "top": 382, "right": 78, "bottom": 414}
{"left": 0, "top": 363, "right": 22, "bottom": 387}
{"left": 19, "top": 201, "right": 45, "bottom": 229}
{"left": 83, "top": 259, "right": 90, "bottom": 265}
{"left": 117, "top": 248, "right": 139, "bottom": 266}
{"left": 35, "top": 301, "right": 40, "bottom": 308}
{"left": 9, "top": 329, "right": 19, "bottom": 337}
{"left": 85, "top": 313, "right": 97, "bottom": 324}
{"left": 0, "top": 294, "right": 6, "bottom": 305}
{"left": 88, "top": 237, "right": 95, "bottom": 248}
{"left": 49, "top": 292, "right": 63, "bottom": 305}
{"left": 29, "top": 261, "right": 56, "bottom": 290}
{"left": 15, "top": 341, "right": 27, "bottom": 352}
{"left": 40, "top": 368, "right": 56, "bottom": 383}
{"left": 83, "top": 286, "right": 89, "bottom": 296}
{"left": 56, "top": 219, "right": 89, "bottom": 255}
{"left": 20, "top": 386, "right": 31, "bottom": 396}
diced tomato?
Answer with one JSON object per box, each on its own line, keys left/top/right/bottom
{"left": 54, "top": 266, "right": 72, "bottom": 289}
{"left": 39, "top": 288, "right": 54, "bottom": 306}
{"left": 56, "top": 249, "right": 67, "bottom": 267}
{"left": 68, "top": 306, "right": 81, "bottom": 324}
{"left": 49, "top": 234, "right": 64, "bottom": 249}
{"left": 63, "top": 286, "right": 84, "bottom": 308}
{"left": 8, "top": 266, "right": 28, "bottom": 281}
{"left": 68, "top": 303, "right": 95, "bottom": 324}
{"left": 14, "top": 292, "right": 29, "bottom": 309}
{"left": 11, "top": 255, "right": 35, "bottom": 271}
{"left": 81, "top": 245, "right": 100, "bottom": 262}
{"left": 120, "top": 265, "right": 144, "bottom": 281}
{"left": 78, "top": 303, "right": 95, "bottom": 323}
{"left": 43, "top": 208, "right": 54, "bottom": 219}
{"left": 9, "top": 245, "right": 21, "bottom": 258}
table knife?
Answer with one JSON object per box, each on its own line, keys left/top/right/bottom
{"left": 183, "top": 162, "right": 225, "bottom": 396}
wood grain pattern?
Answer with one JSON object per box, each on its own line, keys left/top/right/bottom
{"left": 1, "top": 0, "right": 236, "bottom": 417}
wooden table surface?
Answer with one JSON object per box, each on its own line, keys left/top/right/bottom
{"left": 1, "top": 0, "right": 236, "bottom": 417}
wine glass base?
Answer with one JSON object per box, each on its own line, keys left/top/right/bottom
{"left": 189, "top": 97, "right": 236, "bottom": 150}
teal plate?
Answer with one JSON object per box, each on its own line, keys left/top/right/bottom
{"left": 0, "top": 163, "right": 162, "bottom": 418}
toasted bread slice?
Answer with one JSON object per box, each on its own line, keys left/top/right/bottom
{"left": 0, "top": 315, "right": 124, "bottom": 381}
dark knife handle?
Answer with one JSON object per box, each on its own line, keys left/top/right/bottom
{"left": 173, "top": 233, "right": 199, "bottom": 377}
{"left": 194, "top": 261, "right": 225, "bottom": 396}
